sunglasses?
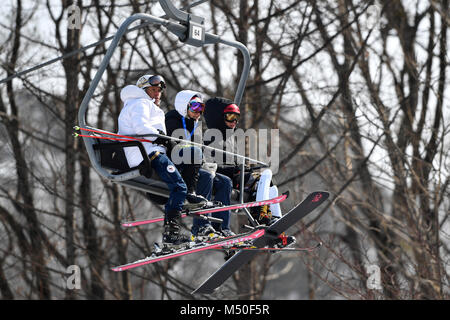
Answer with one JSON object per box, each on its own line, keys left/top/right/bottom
{"left": 188, "top": 100, "right": 205, "bottom": 113}
{"left": 148, "top": 75, "right": 166, "bottom": 90}
{"left": 224, "top": 113, "right": 240, "bottom": 123}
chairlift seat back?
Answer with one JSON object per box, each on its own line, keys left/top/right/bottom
{"left": 89, "top": 136, "right": 170, "bottom": 201}
{"left": 94, "top": 138, "right": 131, "bottom": 172}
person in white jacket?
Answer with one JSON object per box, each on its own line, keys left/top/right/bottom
{"left": 118, "top": 74, "right": 196, "bottom": 247}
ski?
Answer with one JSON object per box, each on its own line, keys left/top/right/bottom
{"left": 192, "top": 190, "right": 329, "bottom": 294}
{"left": 213, "top": 242, "right": 322, "bottom": 252}
{"left": 121, "top": 193, "right": 289, "bottom": 227}
{"left": 110, "top": 228, "right": 266, "bottom": 272}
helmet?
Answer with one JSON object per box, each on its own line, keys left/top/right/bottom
{"left": 223, "top": 103, "right": 240, "bottom": 114}
{"left": 136, "top": 75, "right": 166, "bottom": 91}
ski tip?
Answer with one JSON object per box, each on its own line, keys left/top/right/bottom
{"left": 282, "top": 190, "right": 290, "bottom": 199}
{"left": 191, "top": 287, "right": 215, "bottom": 295}
{"left": 310, "top": 191, "right": 330, "bottom": 203}
{"left": 111, "top": 266, "right": 123, "bottom": 272}
{"left": 313, "top": 190, "right": 330, "bottom": 195}
{"left": 121, "top": 217, "right": 164, "bottom": 227}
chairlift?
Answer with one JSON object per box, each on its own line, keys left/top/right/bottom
{"left": 77, "top": 0, "right": 268, "bottom": 213}
{"left": 76, "top": 3, "right": 331, "bottom": 294}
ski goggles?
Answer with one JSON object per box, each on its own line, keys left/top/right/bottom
{"left": 224, "top": 112, "right": 240, "bottom": 123}
{"left": 147, "top": 75, "right": 166, "bottom": 90}
{"left": 188, "top": 99, "right": 205, "bottom": 113}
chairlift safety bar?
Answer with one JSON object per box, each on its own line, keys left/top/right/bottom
{"left": 130, "top": 133, "right": 269, "bottom": 167}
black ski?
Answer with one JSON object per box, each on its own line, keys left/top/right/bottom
{"left": 192, "top": 191, "right": 329, "bottom": 294}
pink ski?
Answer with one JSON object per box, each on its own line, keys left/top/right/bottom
{"left": 121, "top": 193, "right": 288, "bottom": 227}
{"left": 111, "top": 229, "right": 266, "bottom": 272}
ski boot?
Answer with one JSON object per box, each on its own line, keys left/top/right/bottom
{"left": 211, "top": 221, "right": 236, "bottom": 238}
{"left": 220, "top": 228, "right": 236, "bottom": 238}
{"left": 184, "top": 192, "right": 208, "bottom": 210}
{"left": 162, "top": 210, "right": 193, "bottom": 251}
{"left": 191, "top": 224, "right": 223, "bottom": 243}
{"left": 273, "top": 233, "right": 296, "bottom": 249}
{"left": 252, "top": 205, "right": 278, "bottom": 226}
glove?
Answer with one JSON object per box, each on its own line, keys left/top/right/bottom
{"left": 152, "top": 130, "right": 170, "bottom": 147}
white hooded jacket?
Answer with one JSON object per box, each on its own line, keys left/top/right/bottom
{"left": 165, "top": 89, "right": 204, "bottom": 141}
{"left": 174, "top": 89, "right": 203, "bottom": 118}
{"left": 118, "top": 85, "right": 166, "bottom": 168}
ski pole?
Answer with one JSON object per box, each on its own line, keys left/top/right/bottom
{"left": 74, "top": 132, "right": 151, "bottom": 143}
{"left": 74, "top": 126, "right": 154, "bottom": 143}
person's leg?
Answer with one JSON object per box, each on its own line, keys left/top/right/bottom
{"left": 197, "top": 168, "right": 213, "bottom": 200}
{"left": 269, "top": 185, "right": 282, "bottom": 218}
{"left": 211, "top": 173, "right": 233, "bottom": 232}
{"left": 253, "top": 169, "right": 277, "bottom": 225}
{"left": 150, "top": 152, "right": 186, "bottom": 213}
{"left": 173, "top": 146, "right": 207, "bottom": 205}
{"left": 172, "top": 146, "right": 218, "bottom": 238}
{"left": 255, "top": 169, "right": 272, "bottom": 201}
{"left": 191, "top": 168, "right": 214, "bottom": 235}
{"left": 149, "top": 152, "right": 189, "bottom": 245}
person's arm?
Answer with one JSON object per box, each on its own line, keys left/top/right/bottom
{"left": 215, "top": 165, "right": 233, "bottom": 178}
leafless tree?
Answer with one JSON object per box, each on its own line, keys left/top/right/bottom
{"left": 0, "top": 0, "right": 448, "bottom": 300}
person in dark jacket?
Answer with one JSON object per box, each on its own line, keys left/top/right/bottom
{"left": 165, "top": 90, "right": 209, "bottom": 207}
{"left": 165, "top": 90, "right": 235, "bottom": 238}
{"left": 203, "top": 97, "right": 243, "bottom": 180}
{"left": 203, "top": 97, "right": 282, "bottom": 226}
